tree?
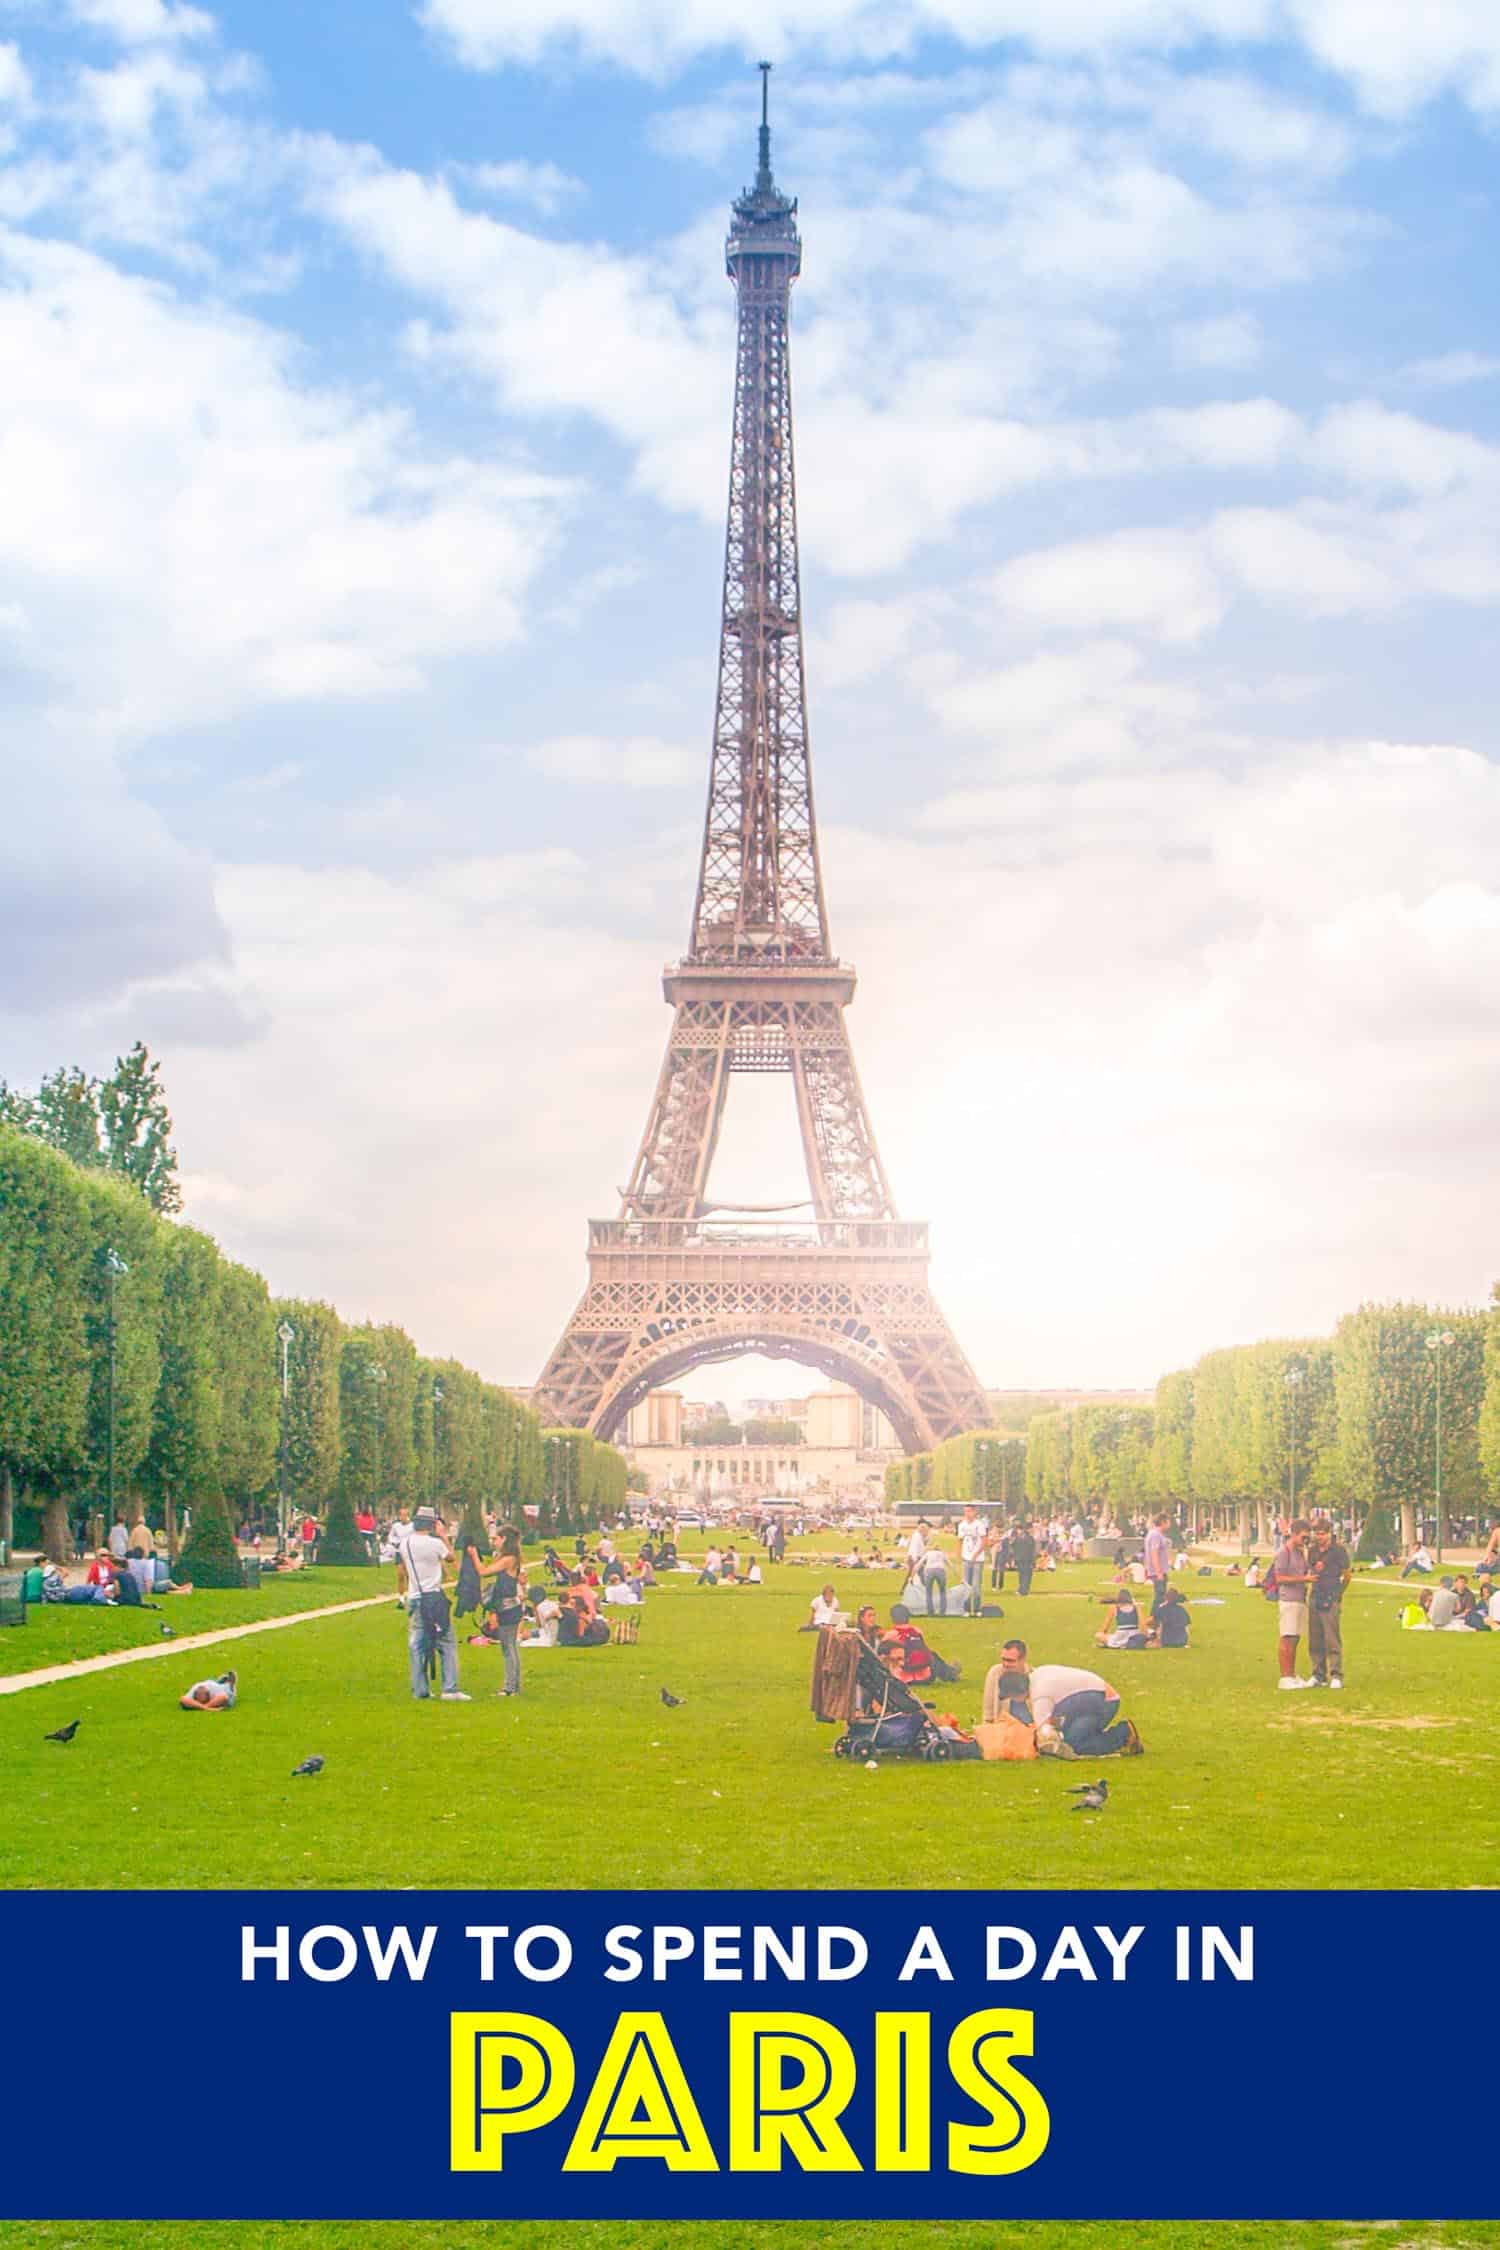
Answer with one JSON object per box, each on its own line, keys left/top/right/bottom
{"left": 272, "top": 1300, "right": 344, "bottom": 1513}
{"left": 98, "top": 1042, "right": 182, "bottom": 1214}
{"left": 31, "top": 1067, "right": 103, "bottom": 1169}
{"left": 339, "top": 1325, "right": 418, "bottom": 1508}
{"left": 142, "top": 1228, "right": 226, "bottom": 1560}
{"left": 0, "top": 1127, "right": 94, "bottom": 1558}
{"left": 315, "top": 1488, "right": 372, "bottom": 1566}
{"left": 1332, "top": 1303, "right": 1482, "bottom": 1558}
{"left": 744, "top": 1417, "right": 802, "bottom": 1445}
{"left": 1148, "top": 1371, "right": 1193, "bottom": 1518}
{"left": 1, "top": 1044, "right": 182, "bottom": 1212}
{"left": 1480, "top": 1282, "right": 1500, "bottom": 1516}
{"left": 215, "top": 1261, "right": 278, "bottom": 1527}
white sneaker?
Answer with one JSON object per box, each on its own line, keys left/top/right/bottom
{"left": 1277, "top": 1676, "right": 1302, "bottom": 1690}
{"left": 1329, "top": 1676, "right": 1343, "bottom": 1690}
{"left": 440, "top": 1690, "right": 471, "bottom": 1702}
{"left": 1309, "top": 1677, "right": 1329, "bottom": 1688}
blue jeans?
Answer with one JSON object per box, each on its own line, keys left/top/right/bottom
{"left": 925, "top": 1572, "right": 947, "bottom": 1616}
{"left": 962, "top": 1558, "right": 984, "bottom": 1614}
{"left": 1052, "top": 1688, "right": 1130, "bottom": 1757}
{"left": 407, "top": 1604, "right": 459, "bottom": 1696}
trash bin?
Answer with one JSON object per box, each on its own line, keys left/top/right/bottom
{"left": 0, "top": 1569, "right": 27, "bottom": 1627}
{"left": 243, "top": 1557, "right": 262, "bottom": 1590}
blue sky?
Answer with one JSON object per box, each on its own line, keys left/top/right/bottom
{"left": 3, "top": 0, "right": 1500, "bottom": 1401}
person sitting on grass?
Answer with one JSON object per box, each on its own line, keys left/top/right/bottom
{"left": 1426, "top": 1578, "right": 1461, "bottom": 1629}
{"left": 806, "top": 1583, "right": 843, "bottom": 1630}
{"left": 179, "top": 1670, "right": 237, "bottom": 1711}
{"left": 698, "top": 1544, "right": 723, "bottom": 1586}
{"left": 855, "top": 1603, "right": 881, "bottom": 1652}
{"left": 1094, "top": 1589, "right": 1147, "bottom": 1650}
{"left": 1148, "top": 1586, "right": 1191, "bottom": 1648}
{"left": 881, "top": 1604, "right": 962, "bottom": 1685}
{"left": 558, "top": 1593, "right": 609, "bottom": 1648}
{"left": 1400, "top": 1539, "right": 1434, "bottom": 1580}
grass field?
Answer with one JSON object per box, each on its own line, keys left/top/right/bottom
{"left": 2, "top": 1547, "right": 1492, "bottom": 1889}
{"left": 0, "top": 1565, "right": 384, "bottom": 1676}
{"left": 2, "top": 2227, "right": 1498, "bottom": 2250}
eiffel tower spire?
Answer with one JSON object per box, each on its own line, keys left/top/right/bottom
{"left": 533, "top": 77, "right": 989, "bottom": 1452}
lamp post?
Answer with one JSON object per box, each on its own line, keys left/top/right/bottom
{"left": 1425, "top": 1330, "right": 1456, "bottom": 1562}
{"left": 432, "top": 1379, "right": 445, "bottom": 1508}
{"left": 276, "top": 1320, "right": 295, "bottom": 1555}
{"left": 101, "top": 1247, "right": 129, "bottom": 1542}
{"left": 1284, "top": 1363, "right": 1305, "bottom": 1522}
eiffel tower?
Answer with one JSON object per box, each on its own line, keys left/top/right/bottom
{"left": 533, "top": 68, "right": 989, "bottom": 1452}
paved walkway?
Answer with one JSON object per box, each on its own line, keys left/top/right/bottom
{"left": 0, "top": 1591, "right": 395, "bottom": 1698}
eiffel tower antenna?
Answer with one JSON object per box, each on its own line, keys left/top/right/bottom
{"left": 534, "top": 73, "right": 988, "bottom": 1451}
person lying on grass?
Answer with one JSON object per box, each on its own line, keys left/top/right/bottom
{"left": 179, "top": 1671, "right": 237, "bottom": 1711}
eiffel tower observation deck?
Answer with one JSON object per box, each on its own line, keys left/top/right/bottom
{"left": 533, "top": 69, "right": 989, "bottom": 1452}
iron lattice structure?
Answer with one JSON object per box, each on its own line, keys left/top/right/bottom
{"left": 534, "top": 72, "right": 988, "bottom": 1452}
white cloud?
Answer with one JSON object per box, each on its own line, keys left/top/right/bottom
{"left": 419, "top": 0, "right": 1500, "bottom": 120}
{"left": 1172, "top": 310, "right": 1262, "bottom": 369}
{"left": 453, "top": 156, "right": 584, "bottom": 216}
{"left": 991, "top": 528, "right": 1227, "bottom": 643}
{"left": 0, "top": 226, "right": 572, "bottom": 734}
{"left": 1400, "top": 349, "right": 1500, "bottom": 390}
{"left": 525, "top": 734, "right": 701, "bottom": 786}
{"left": 65, "top": 0, "right": 214, "bottom": 46}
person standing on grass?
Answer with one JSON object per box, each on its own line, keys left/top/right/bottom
{"left": 1144, "top": 1512, "right": 1172, "bottom": 1619}
{"left": 1307, "top": 1519, "right": 1350, "bottom": 1688}
{"left": 398, "top": 1506, "right": 469, "bottom": 1702}
{"left": 486, "top": 1543, "right": 526, "bottom": 1699}
{"left": 1273, "top": 1518, "right": 1314, "bottom": 1689}
{"left": 958, "top": 1505, "right": 987, "bottom": 1617}
{"left": 1010, "top": 1519, "right": 1038, "bottom": 1599}
{"left": 920, "top": 1536, "right": 949, "bottom": 1618}
{"left": 300, "top": 1512, "right": 319, "bottom": 1565}
{"left": 905, "top": 1518, "right": 929, "bottom": 1580}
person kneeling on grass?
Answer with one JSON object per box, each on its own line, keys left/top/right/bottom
{"left": 985, "top": 1639, "right": 1142, "bottom": 1758}
{"left": 179, "top": 1670, "right": 237, "bottom": 1711}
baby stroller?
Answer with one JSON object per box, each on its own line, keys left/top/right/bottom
{"left": 833, "top": 1643, "right": 953, "bottom": 1763}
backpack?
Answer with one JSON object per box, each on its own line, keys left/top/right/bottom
{"left": 1262, "top": 1566, "right": 1280, "bottom": 1601}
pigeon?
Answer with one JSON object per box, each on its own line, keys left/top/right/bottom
{"left": 159, "top": 1623, "right": 175, "bottom": 1637}
{"left": 291, "top": 1754, "right": 325, "bottom": 1778}
{"left": 44, "top": 1719, "right": 81, "bottom": 1746}
{"left": 660, "top": 1688, "right": 683, "bottom": 1708}
{"left": 1068, "top": 1780, "right": 1109, "bottom": 1812}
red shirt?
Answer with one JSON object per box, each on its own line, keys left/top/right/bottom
{"left": 355, "top": 1511, "right": 375, "bottom": 1533}
{"left": 300, "top": 1518, "right": 317, "bottom": 1542}
{"left": 86, "top": 1559, "right": 115, "bottom": 1587}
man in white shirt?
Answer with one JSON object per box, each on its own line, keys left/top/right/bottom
{"left": 397, "top": 1507, "right": 468, "bottom": 1701}
{"left": 990, "top": 1639, "right": 1142, "bottom": 1758}
{"left": 905, "top": 1520, "right": 928, "bottom": 1576}
{"left": 698, "top": 1545, "right": 723, "bottom": 1585}
{"left": 958, "top": 1506, "right": 987, "bottom": 1617}
{"left": 107, "top": 1518, "right": 130, "bottom": 1564}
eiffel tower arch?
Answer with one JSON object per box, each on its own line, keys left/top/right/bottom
{"left": 534, "top": 69, "right": 989, "bottom": 1454}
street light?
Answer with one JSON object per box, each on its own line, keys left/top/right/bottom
{"left": 1425, "top": 1330, "right": 1457, "bottom": 1561}
{"left": 432, "top": 1379, "right": 445, "bottom": 1506}
{"left": 1284, "top": 1363, "right": 1305, "bottom": 1520}
{"left": 276, "top": 1321, "right": 296, "bottom": 1555}
{"left": 365, "top": 1363, "right": 387, "bottom": 1516}
{"left": 100, "top": 1247, "right": 129, "bottom": 1542}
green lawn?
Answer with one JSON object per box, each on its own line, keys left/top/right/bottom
{"left": 2, "top": 1552, "right": 1492, "bottom": 1889}
{"left": 0, "top": 1564, "right": 388, "bottom": 1676}
{"left": 1, "top": 2224, "right": 1496, "bottom": 2249}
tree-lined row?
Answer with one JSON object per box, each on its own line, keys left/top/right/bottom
{"left": 0, "top": 1124, "right": 625, "bottom": 1583}
{"left": 884, "top": 1431, "right": 1026, "bottom": 1510}
{"left": 1023, "top": 1297, "right": 1496, "bottom": 1558}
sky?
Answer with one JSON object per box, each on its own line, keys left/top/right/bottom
{"left": 3, "top": 0, "right": 1500, "bottom": 1403}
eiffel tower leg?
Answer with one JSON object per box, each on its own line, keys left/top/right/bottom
{"left": 621, "top": 1003, "right": 733, "bottom": 1220}
{"left": 788, "top": 1001, "right": 895, "bottom": 1223}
